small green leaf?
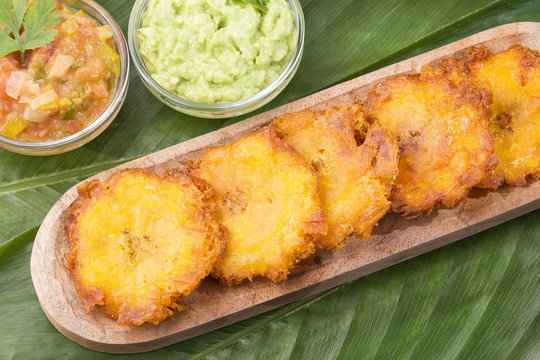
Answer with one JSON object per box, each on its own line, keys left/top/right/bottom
{"left": 11, "top": 0, "right": 27, "bottom": 29}
{"left": 21, "top": 28, "right": 57, "bottom": 51}
{"left": 239, "top": 0, "right": 269, "bottom": 13}
{"left": 0, "top": 0, "right": 61, "bottom": 63}
{"left": 22, "top": 0, "right": 61, "bottom": 53}
{"left": 23, "top": 0, "right": 61, "bottom": 38}
{"left": 0, "top": 28, "right": 18, "bottom": 58}
{"left": 0, "top": 0, "right": 26, "bottom": 33}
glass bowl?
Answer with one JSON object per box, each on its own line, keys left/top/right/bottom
{"left": 128, "top": 0, "right": 305, "bottom": 119}
{"left": 0, "top": 0, "right": 129, "bottom": 156}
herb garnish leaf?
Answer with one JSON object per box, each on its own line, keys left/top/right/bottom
{"left": 0, "top": 29, "right": 19, "bottom": 57}
{"left": 22, "top": 0, "right": 61, "bottom": 50}
{"left": 240, "top": 0, "right": 270, "bottom": 13}
{"left": 0, "top": 0, "right": 61, "bottom": 64}
{"left": 0, "top": 0, "right": 26, "bottom": 33}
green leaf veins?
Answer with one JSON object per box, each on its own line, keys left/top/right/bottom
{"left": 0, "top": 0, "right": 61, "bottom": 63}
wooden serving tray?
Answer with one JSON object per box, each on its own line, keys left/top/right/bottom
{"left": 31, "top": 22, "right": 540, "bottom": 354}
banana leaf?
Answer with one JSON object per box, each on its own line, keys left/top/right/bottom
{"left": 0, "top": 0, "right": 539, "bottom": 358}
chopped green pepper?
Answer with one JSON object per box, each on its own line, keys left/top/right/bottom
{"left": 33, "top": 69, "right": 47, "bottom": 80}
{"left": 61, "top": 105, "right": 76, "bottom": 120}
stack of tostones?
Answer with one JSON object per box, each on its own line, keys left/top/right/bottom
{"left": 439, "top": 45, "right": 540, "bottom": 188}
{"left": 65, "top": 169, "right": 227, "bottom": 325}
{"left": 365, "top": 65, "right": 497, "bottom": 216}
{"left": 272, "top": 102, "right": 399, "bottom": 249}
{"left": 190, "top": 126, "right": 327, "bottom": 285}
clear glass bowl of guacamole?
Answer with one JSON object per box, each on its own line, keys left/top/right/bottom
{"left": 128, "top": 0, "right": 304, "bottom": 119}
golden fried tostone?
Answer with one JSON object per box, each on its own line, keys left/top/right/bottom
{"left": 65, "top": 169, "right": 226, "bottom": 325}
{"left": 440, "top": 45, "right": 540, "bottom": 188}
{"left": 272, "top": 103, "right": 399, "bottom": 249}
{"left": 365, "top": 66, "right": 497, "bottom": 216}
{"left": 191, "top": 127, "right": 327, "bottom": 285}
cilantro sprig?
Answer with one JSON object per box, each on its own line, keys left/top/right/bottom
{"left": 239, "top": 0, "right": 270, "bottom": 13}
{"left": 0, "top": 0, "right": 61, "bottom": 64}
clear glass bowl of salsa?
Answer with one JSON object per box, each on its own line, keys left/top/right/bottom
{"left": 128, "top": 0, "right": 304, "bottom": 119}
{"left": 0, "top": 0, "right": 129, "bottom": 156}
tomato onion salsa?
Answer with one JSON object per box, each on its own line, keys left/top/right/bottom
{"left": 0, "top": 6, "right": 119, "bottom": 142}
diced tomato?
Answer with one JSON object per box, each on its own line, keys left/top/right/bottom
{"left": 75, "top": 57, "right": 107, "bottom": 83}
{"left": 87, "top": 80, "right": 109, "bottom": 100}
{"left": 0, "top": 100, "right": 9, "bottom": 120}
{"left": 78, "top": 27, "right": 97, "bottom": 41}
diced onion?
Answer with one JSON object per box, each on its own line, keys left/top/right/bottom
{"left": 47, "top": 54, "right": 75, "bottom": 79}
{"left": 20, "top": 88, "right": 59, "bottom": 111}
{"left": 22, "top": 106, "right": 48, "bottom": 123}
{"left": 6, "top": 71, "right": 33, "bottom": 100}
{"left": 19, "top": 81, "right": 40, "bottom": 100}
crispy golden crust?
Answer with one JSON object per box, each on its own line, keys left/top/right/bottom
{"left": 365, "top": 67, "right": 497, "bottom": 216}
{"left": 190, "top": 127, "right": 327, "bottom": 285}
{"left": 272, "top": 102, "right": 398, "bottom": 249}
{"left": 65, "top": 168, "right": 227, "bottom": 325}
{"left": 440, "top": 45, "right": 540, "bottom": 188}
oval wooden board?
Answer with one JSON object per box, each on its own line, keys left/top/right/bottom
{"left": 31, "top": 22, "right": 540, "bottom": 354}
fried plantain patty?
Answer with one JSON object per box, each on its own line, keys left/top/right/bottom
{"left": 272, "top": 102, "right": 398, "bottom": 249}
{"left": 191, "top": 126, "right": 327, "bottom": 285}
{"left": 440, "top": 45, "right": 540, "bottom": 188}
{"left": 66, "top": 168, "right": 226, "bottom": 325}
{"left": 365, "top": 66, "right": 497, "bottom": 216}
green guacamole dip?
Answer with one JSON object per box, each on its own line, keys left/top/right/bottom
{"left": 138, "top": 0, "right": 296, "bottom": 104}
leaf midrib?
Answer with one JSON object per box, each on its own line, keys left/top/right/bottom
{"left": 0, "top": 157, "right": 135, "bottom": 195}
